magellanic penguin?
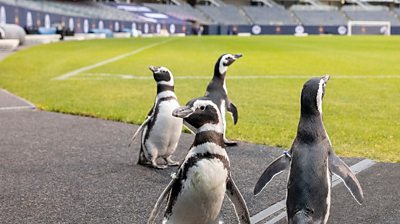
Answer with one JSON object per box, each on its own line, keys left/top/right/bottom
{"left": 128, "top": 66, "right": 182, "bottom": 169}
{"left": 148, "top": 98, "right": 250, "bottom": 224}
{"left": 253, "top": 75, "right": 364, "bottom": 224}
{"left": 200, "top": 53, "right": 242, "bottom": 147}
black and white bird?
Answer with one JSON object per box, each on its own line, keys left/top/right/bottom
{"left": 128, "top": 66, "right": 182, "bottom": 169}
{"left": 148, "top": 98, "right": 250, "bottom": 224}
{"left": 253, "top": 75, "right": 364, "bottom": 224}
{"left": 198, "top": 53, "right": 242, "bottom": 147}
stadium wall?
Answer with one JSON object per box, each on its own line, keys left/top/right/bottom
{"left": 203, "top": 24, "right": 400, "bottom": 35}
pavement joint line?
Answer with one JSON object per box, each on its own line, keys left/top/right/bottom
{"left": 53, "top": 38, "right": 175, "bottom": 81}
{"left": 72, "top": 73, "right": 400, "bottom": 80}
{"left": 0, "top": 89, "right": 36, "bottom": 109}
{"left": 265, "top": 211, "right": 286, "bottom": 224}
{"left": 250, "top": 159, "right": 376, "bottom": 224}
{"left": 250, "top": 199, "right": 286, "bottom": 223}
{"left": 0, "top": 105, "right": 35, "bottom": 111}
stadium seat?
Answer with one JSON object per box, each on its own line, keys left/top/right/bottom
{"left": 144, "top": 3, "right": 214, "bottom": 24}
{"left": 290, "top": 5, "right": 347, "bottom": 26}
{"left": 196, "top": 5, "right": 250, "bottom": 25}
{"left": 242, "top": 6, "right": 298, "bottom": 25}
{"left": 342, "top": 6, "right": 400, "bottom": 26}
{"left": 0, "top": 0, "right": 146, "bottom": 22}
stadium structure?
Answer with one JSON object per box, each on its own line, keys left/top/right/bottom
{"left": 0, "top": 0, "right": 400, "bottom": 41}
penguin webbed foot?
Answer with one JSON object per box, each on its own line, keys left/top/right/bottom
{"left": 137, "top": 157, "right": 167, "bottom": 169}
{"left": 164, "top": 157, "right": 180, "bottom": 166}
{"left": 138, "top": 161, "right": 168, "bottom": 169}
{"left": 152, "top": 163, "right": 168, "bottom": 169}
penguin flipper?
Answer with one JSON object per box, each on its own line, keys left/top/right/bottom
{"left": 329, "top": 151, "right": 364, "bottom": 204}
{"left": 226, "top": 176, "right": 251, "bottom": 224}
{"left": 128, "top": 116, "right": 151, "bottom": 147}
{"left": 253, "top": 154, "right": 291, "bottom": 195}
{"left": 228, "top": 102, "right": 238, "bottom": 125}
{"left": 148, "top": 177, "right": 176, "bottom": 224}
{"left": 147, "top": 104, "right": 155, "bottom": 117}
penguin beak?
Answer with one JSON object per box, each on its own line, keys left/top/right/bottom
{"left": 225, "top": 53, "right": 242, "bottom": 66}
{"left": 172, "top": 106, "right": 194, "bottom": 118}
{"left": 149, "top": 66, "right": 158, "bottom": 73}
{"left": 322, "top": 75, "right": 330, "bottom": 84}
{"left": 234, "top": 53, "right": 243, "bottom": 59}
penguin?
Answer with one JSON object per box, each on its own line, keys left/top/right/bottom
{"left": 128, "top": 66, "right": 182, "bottom": 169}
{"left": 148, "top": 98, "right": 250, "bottom": 224}
{"left": 253, "top": 75, "right": 364, "bottom": 224}
{"left": 195, "top": 53, "right": 242, "bottom": 147}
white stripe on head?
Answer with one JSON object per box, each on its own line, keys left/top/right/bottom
{"left": 157, "top": 66, "right": 174, "bottom": 86}
{"left": 316, "top": 79, "right": 325, "bottom": 114}
{"left": 219, "top": 54, "right": 234, "bottom": 75}
{"left": 198, "top": 123, "right": 223, "bottom": 134}
{"left": 186, "top": 142, "right": 228, "bottom": 159}
{"left": 157, "top": 90, "right": 176, "bottom": 99}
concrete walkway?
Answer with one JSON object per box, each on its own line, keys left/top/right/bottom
{"left": 0, "top": 90, "right": 399, "bottom": 223}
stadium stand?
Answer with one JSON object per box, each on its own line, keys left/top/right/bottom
{"left": 1, "top": 0, "right": 400, "bottom": 35}
{"left": 394, "top": 7, "right": 400, "bottom": 17}
{"left": 0, "top": 0, "right": 145, "bottom": 22}
{"left": 290, "top": 5, "right": 348, "bottom": 26}
{"left": 143, "top": 3, "right": 214, "bottom": 24}
{"left": 242, "top": 5, "right": 298, "bottom": 25}
{"left": 196, "top": 4, "right": 250, "bottom": 25}
{"left": 342, "top": 6, "right": 400, "bottom": 26}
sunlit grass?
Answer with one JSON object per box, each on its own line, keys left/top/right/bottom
{"left": 0, "top": 36, "right": 399, "bottom": 162}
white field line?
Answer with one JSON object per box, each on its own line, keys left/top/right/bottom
{"left": 72, "top": 73, "right": 400, "bottom": 80}
{"left": 250, "top": 159, "right": 376, "bottom": 224}
{"left": 53, "top": 38, "right": 175, "bottom": 80}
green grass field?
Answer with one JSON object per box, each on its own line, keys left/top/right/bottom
{"left": 0, "top": 36, "right": 399, "bottom": 162}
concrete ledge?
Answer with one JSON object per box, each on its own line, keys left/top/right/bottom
{"left": 25, "top": 34, "right": 61, "bottom": 45}
{"left": 0, "top": 39, "right": 19, "bottom": 51}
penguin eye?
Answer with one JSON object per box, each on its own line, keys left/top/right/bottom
{"left": 199, "top": 106, "right": 206, "bottom": 111}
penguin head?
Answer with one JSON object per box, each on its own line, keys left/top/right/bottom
{"left": 215, "top": 53, "right": 243, "bottom": 76}
{"left": 149, "top": 66, "right": 174, "bottom": 86}
{"left": 301, "top": 75, "right": 330, "bottom": 115}
{"left": 172, "top": 98, "right": 223, "bottom": 133}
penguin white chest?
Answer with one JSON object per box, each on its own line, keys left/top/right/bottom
{"left": 168, "top": 158, "right": 228, "bottom": 224}
{"left": 220, "top": 100, "right": 227, "bottom": 132}
{"left": 147, "top": 100, "right": 182, "bottom": 155}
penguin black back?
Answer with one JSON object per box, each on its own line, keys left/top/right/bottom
{"left": 296, "top": 76, "right": 329, "bottom": 144}
{"left": 300, "top": 76, "right": 327, "bottom": 117}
